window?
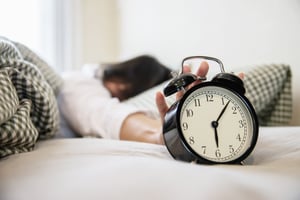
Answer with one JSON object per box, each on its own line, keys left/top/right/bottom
{"left": 0, "top": 0, "right": 82, "bottom": 72}
{"left": 0, "top": 0, "right": 45, "bottom": 60}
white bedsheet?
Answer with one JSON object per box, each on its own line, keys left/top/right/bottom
{"left": 0, "top": 127, "right": 300, "bottom": 200}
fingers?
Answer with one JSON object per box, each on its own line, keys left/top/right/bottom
{"left": 182, "top": 65, "right": 192, "bottom": 73}
{"left": 188, "top": 61, "right": 209, "bottom": 89}
{"left": 176, "top": 65, "right": 192, "bottom": 99}
{"left": 197, "top": 61, "right": 209, "bottom": 77}
{"left": 155, "top": 91, "right": 169, "bottom": 119}
{"left": 176, "top": 89, "right": 184, "bottom": 99}
{"left": 237, "top": 72, "right": 245, "bottom": 80}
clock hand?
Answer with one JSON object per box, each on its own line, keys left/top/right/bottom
{"left": 216, "top": 100, "right": 230, "bottom": 122}
{"left": 211, "top": 100, "right": 230, "bottom": 148}
{"left": 212, "top": 122, "right": 219, "bottom": 148}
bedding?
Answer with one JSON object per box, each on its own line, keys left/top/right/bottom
{"left": 0, "top": 126, "right": 299, "bottom": 200}
{"left": 0, "top": 37, "right": 62, "bottom": 158}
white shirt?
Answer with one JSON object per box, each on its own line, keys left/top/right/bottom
{"left": 59, "top": 69, "right": 142, "bottom": 139}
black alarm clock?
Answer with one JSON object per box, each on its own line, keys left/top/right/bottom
{"left": 163, "top": 56, "right": 259, "bottom": 164}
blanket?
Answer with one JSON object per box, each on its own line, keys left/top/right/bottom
{"left": 0, "top": 37, "right": 63, "bottom": 158}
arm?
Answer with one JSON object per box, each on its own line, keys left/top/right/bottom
{"left": 60, "top": 74, "right": 145, "bottom": 139}
{"left": 120, "top": 62, "right": 210, "bottom": 145}
{"left": 120, "top": 113, "right": 163, "bottom": 144}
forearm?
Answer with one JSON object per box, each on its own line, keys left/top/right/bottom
{"left": 120, "top": 113, "right": 164, "bottom": 145}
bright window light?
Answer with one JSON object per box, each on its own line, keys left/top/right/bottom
{"left": 0, "top": 0, "right": 43, "bottom": 56}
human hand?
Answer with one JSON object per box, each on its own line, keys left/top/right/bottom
{"left": 155, "top": 61, "right": 209, "bottom": 121}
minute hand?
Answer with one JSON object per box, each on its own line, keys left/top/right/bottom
{"left": 216, "top": 100, "right": 230, "bottom": 122}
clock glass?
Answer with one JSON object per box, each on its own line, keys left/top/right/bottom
{"left": 179, "top": 85, "right": 255, "bottom": 163}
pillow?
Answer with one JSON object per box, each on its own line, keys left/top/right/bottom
{"left": 123, "top": 64, "right": 292, "bottom": 126}
{"left": 244, "top": 64, "right": 292, "bottom": 126}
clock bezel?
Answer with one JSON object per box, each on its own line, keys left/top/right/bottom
{"left": 175, "top": 81, "right": 259, "bottom": 164}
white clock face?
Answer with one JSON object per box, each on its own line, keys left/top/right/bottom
{"left": 179, "top": 85, "right": 254, "bottom": 163}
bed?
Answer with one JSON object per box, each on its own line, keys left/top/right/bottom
{"left": 1, "top": 37, "right": 300, "bottom": 200}
{"left": 1, "top": 126, "right": 300, "bottom": 200}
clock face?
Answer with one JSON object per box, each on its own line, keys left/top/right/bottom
{"left": 179, "top": 84, "right": 256, "bottom": 163}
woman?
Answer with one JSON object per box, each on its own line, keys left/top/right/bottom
{"left": 60, "top": 55, "right": 242, "bottom": 144}
{"left": 59, "top": 55, "right": 174, "bottom": 142}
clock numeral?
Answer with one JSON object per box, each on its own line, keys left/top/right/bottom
{"left": 206, "top": 94, "right": 214, "bottom": 102}
{"left": 182, "top": 122, "right": 188, "bottom": 130}
{"left": 186, "top": 109, "right": 194, "bottom": 117}
{"left": 194, "top": 99, "right": 201, "bottom": 107}
{"left": 236, "top": 134, "right": 241, "bottom": 142}
{"left": 238, "top": 120, "right": 244, "bottom": 128}
{"left": 232, "top": 106, "right": 237, "bottom": 114}
{"left": 215, "top": 149, "right": 221, "bottom": 158}
{"left": 221, "top": 97, "right": 225, "bottom": 105}
{"left": 189, "top": 136, "right": 195, "bottom": 145}
{"left": 201, "top": 146, "right": 206, "bottom": 154}
{"left": 229, "top": 145, "right": 234, "bottom": 153}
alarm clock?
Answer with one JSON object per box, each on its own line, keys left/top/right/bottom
{"left": 163, "top": 56, "right": 259, "bottom": 164}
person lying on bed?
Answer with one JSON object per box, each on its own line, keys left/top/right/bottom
{"left": 60, "top": 55, "right": 172, "bottom": 142}
{"left": 60, "top": 55, "right": 243, "bottom": 145}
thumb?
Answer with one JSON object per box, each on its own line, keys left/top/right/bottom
{"left": 155, "top": 91, "right": 169, "bottom": 120}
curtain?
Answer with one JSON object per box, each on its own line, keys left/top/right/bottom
{"left": 41, "top": 0, "right": 83, "bottom": 71}
{"left": 0, "top": 0, "right": 83, "bottom": 72}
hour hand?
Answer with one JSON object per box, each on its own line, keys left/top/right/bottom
{"left": 211, "top": 121, "right": 219, "bottom": 148}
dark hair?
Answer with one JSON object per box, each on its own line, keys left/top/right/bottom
{"left": 102, "top": 55, "right": 172, "bottom": 100}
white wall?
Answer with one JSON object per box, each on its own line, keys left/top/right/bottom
{"left": 81, "top": 0, "right": 119, "bottom": 64}
{"left": 117, "top": 0, "right": 300, "bottom": 125}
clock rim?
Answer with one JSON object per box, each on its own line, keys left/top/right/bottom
{"left": 175, "top": 81, "right": 259, "bottom": 164}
